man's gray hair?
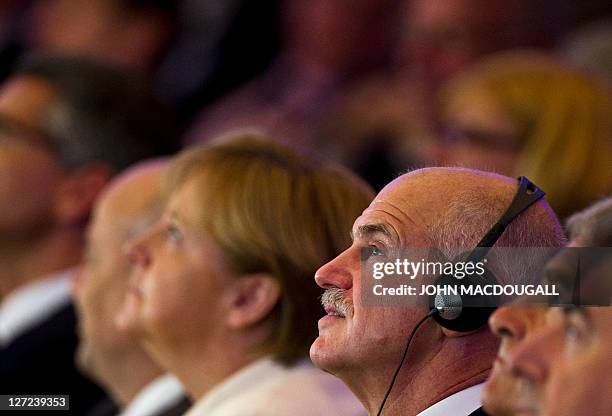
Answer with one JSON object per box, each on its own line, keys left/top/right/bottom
{"left": 566, "top": 196, "right": 612, "bottom": 246}
{"left": 427, "top": 178, "right": 566, "bottom": 286}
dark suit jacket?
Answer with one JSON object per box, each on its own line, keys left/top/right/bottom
{"left": 157, "top": 396, "right": 192, "bottom": 416}
{"left": 468, "top": 407, "right": 490, "bottom": 416}
{"left": 0, "top": 301, "right": 113, "bottom": 415}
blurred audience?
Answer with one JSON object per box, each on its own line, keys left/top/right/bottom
{"left": 315, "top": 73, "right": 425, "bottom": 191}
{"left": 0, "top": 0, "right": 609, "bottom": 413}
{"left": 185, "top": 0, "right": 398, "bottom": 148}
{"left": 397, "top": 0, "right": 567, "bottom": 117}
{"left": 485, "top": 196, "right": 611, "bottom": 416}
{"left": 0, "top": 0, "right": 30, "bottom": 82}
{"left": 438, "top": 51, "right": 612, "bottom": 218}
{"left": 313, "top": 0, "right": 569, "bottom": 190}
{"left": 116, "top": 133, "right": 373, "bottom": 415}
{"left": 166, "top": 0, "right": 280, "bottom": 124}
{"left": 25, "top": 0, "right": 178, "bottom": 76}
{"left": 561, "top": 18, "right": 612, "bottom": 81}
{"left": 0, "top": 53, "right": 176, "bottom": 414}
{"left": 310, "top": 168, "right": 564, "bottom": 415}
{"left": 73, "top": 160, "right": 191, "bottom": 416}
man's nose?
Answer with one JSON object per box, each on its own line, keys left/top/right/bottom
{"left": 489, "top": 306, "right": 528, "bottom": 341}
{"left": 315, "top": 248, "right": 356, "bottom": 290}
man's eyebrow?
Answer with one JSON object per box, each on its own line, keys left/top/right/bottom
{"left": 562, "top": 305, "right": 592, "bottom": 325}
{"left": 352, "top": 223, "right": 394, "bottom": 241}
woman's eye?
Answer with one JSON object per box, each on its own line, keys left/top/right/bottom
{"left": 166, "top": 224, "right": 182, "bottom": 243}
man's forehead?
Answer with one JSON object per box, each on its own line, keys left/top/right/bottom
{"left": 366, "top": 175, "right": 416, "bottom": 211}
{"left": 351, "top": 199, "right": 423, "bottom": 245}
{"left": 88, "top": 203, "right": 120, "bottom": 244}
{"left": 352, "top": 167, "right": 510, "bottom": 244}
{"left": 91, "top": 173, "right": 159, "bottom": 237}
{"left": 364, "top": 173, "right": 433, "bottom": 217}
{"left": 103, "top": 164, "right": 165, "bottom": 212}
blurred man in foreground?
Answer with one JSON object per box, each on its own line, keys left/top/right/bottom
{"left": 74, "top": 160, "right": 190, "bottom": 416}
{"left": 485, "top": 197, "right": 612, "bottom": 415}
{"left": 0, "top": 53, "right": 175, "bottom": 413}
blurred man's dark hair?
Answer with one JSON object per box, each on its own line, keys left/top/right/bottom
{"left": 14, "top": 53, "right": 178, "bottom": 170}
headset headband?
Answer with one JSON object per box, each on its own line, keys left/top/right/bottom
{"left": 467, "top": 176, "right": 545, "bottom": 263}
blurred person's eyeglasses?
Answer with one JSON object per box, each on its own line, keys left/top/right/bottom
{"left": 439, "top": 125, "right": 522, "bottom": 152}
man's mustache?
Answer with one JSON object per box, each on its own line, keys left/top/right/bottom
{"left": 321, "top": 287, "right": 354, "bottom": 318}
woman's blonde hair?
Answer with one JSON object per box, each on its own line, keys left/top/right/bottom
{"left": 164, "top": 132, "right": 374, "bottom": 364}
{"left": 441, "top": 51, "right": 612, "bottom": 218}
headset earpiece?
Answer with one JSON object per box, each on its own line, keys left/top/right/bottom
{"left": 431, "top": 270, "right": 499, "bottom": 332}
{"left": 429, "top": 176, "right": 545, "bottom": 332}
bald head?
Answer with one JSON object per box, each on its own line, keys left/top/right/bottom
{"left": 370, "top": 167, "right": 565, "bottom": 282}
{"left": 380, "top": 167, "right": 562, "bottom": 242}
{"left": 93, "top": 159, "right": 167, "bottom": 241}
{"left": 74, "top": 159, "right": 167, "bottom": 393}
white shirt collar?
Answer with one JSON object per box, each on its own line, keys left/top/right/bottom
{"left": 0, "top": 269, "right": 74, "bottom": 346}
{"left": 417, "top": 383, "right": 484, "bottom": 416}
{"left": 118, "top": 374, "right": 185, "bottom": 416}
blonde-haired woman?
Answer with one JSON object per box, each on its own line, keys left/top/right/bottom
{"left": 116, "top": 133, "right": 372, "bottom": 415}
{"left": 437, "top": 50, "right": 612, "bottom": 218}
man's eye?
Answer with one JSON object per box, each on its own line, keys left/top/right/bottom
{"left": 363, "top": 245, "right": 385, "bottom": 259}
{"left": 563, "top": 310, "right": 592, "bottom": 352}
{"left": 564, "top": 320, "right": 586, "bottom": 349}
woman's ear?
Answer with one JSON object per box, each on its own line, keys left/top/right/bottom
{"left": 224, "top": 274, "right": 281, "bottom": 330}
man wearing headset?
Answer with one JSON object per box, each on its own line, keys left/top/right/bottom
{"left": 310, "top": 167, "right": 565, "bottom": 416}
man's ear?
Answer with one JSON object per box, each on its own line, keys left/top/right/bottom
{"left": 224, "top": 274, "right": 281, "bottom": 330}
{"left": 53, "top": 164, "right": 114, "bottom": 225}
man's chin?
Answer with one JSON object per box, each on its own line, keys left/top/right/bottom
{"left": 75, "top": 343, "right": 95, "bottom": 377}
{"left": 309, "top": 335, "right": 345, "bottom": 375}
